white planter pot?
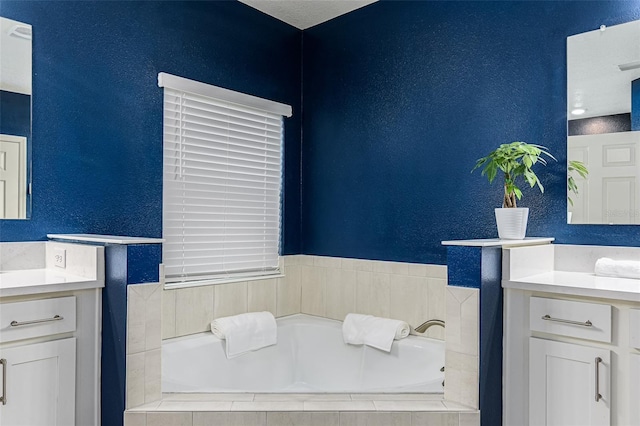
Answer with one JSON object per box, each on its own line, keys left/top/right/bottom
{"left": 495, "top": 207, "right": 529, "bottom": 240}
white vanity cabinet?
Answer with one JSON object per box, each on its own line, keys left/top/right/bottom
{"left": 502, "top": 244, "right": 640, "bottom": 426}
{"left": 529, "top": 338, "right": 610, "bottom": 426}
{"left": 0, "top": 338, "right": 76, "bottom": 426}
{"left": 0, "top": 241, "right": 104, "bottom": 426}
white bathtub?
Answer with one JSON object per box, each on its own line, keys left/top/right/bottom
{"left": 162, "top": 314, "right": 445, "bottom": 393}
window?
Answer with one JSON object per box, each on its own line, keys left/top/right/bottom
{"left": 159, "top": 73, "right": 292, "bottom": 287}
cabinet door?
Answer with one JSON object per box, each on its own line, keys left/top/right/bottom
{"left": 0, "top": 338, "right": 76, "bottom": 426}
{"left": 529, "top": 337, "right": 610, "bottom": 426}
{"left": 631, "top": 354, "right": 640, "bottom": 426}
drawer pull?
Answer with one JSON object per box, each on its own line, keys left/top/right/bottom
{"left": 0, "top": 358, "right": 6, "bottom": 405}
{"left": 541, "top": 314, "right": 592, "bottom": 327}
{"left": 595, "top": 356, "right": 602, "bottom": 402}
{"left": 10, "top": 315, "right": 64, "bottom": 327}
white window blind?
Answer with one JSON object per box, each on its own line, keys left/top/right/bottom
{"left": 160, "top": 73, "right": 291, "bottom": 285}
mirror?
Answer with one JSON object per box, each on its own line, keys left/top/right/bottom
{"left": 567, "top": 20, "right": 640, "bottom": 224}
{"left": 0, "top": 16, "right": 31, "bottom": 219}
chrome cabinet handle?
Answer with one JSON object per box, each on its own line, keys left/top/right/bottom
{"left": 10, "top": 315, "right": 63, "bottom": 327}
{"left": 0, "top": 358, "right": 6, "bottom": 405}
{"left": 541, "top": 314, "right": 592, "bottom": 327}
{"left": 595, "top": 357, "right": 602, "bottom": 402}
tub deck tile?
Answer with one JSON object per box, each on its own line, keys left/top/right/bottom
{"left": 350, "top": 393, "right": 442, "bottom": 401}
{"left": 231, "top": 401, "right": 305, "bottom": 411}
{"left": 253, "top": 393, "right": 351, "bottom": 402}
{"left": 372, "top": 400, "right": 446, "bottom": 411}
{"left": 163, "top": 393, "right": 254, "bottom": 402}
{"left": 156, "top": 401, "right": 233, "bottom": 411}
{"left": 303, "top": 401, "right": 376, "bottom": 411}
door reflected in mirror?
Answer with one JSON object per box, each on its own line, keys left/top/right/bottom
{"left": 567, "top": 20, "right": 640, "bottom": 224}
{"left": 0, "top": 16, "right": 31, "bottom": 219}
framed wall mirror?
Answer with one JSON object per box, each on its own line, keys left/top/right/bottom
{"left": 567, "top": 20, "right": 640, "bottom": 224}
{"left": 0, "top": 16, "right": 32, "bottom": 219}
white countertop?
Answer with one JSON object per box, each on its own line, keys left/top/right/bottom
{"left": 0, "top": 269, "right": 104, "bottom": 298}
{"left": 442, "top": 237, "right": 554, "bottom": 247}
{"left": 504, "top": 270, "right": 640, "bottom": 302}
{"left": 47, "top": 233, "right": 164, "bottom": 245}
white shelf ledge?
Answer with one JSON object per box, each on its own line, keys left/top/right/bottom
{"left": 47, "top": 234, "right": 164, "bottom": 245}
{"left": 441, "top": 237, "right": 554, "bottom": 247}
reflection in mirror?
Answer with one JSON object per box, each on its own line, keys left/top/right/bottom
{"left": 0, "top": 16, "right": 31, "bottom": 219}
{"left": 567, "top": 20, "right": 640, "bottom": 224}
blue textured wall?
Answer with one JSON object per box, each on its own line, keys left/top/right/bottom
{"left": 0, "top": 0, "right": 302, "bottom": 254}
{"left": 302, "top": 1, "right": 640, "bottom": 264}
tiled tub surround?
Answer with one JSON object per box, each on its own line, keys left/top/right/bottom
{"left": 125, "top": 255, "right": 480, "bottom": 425}
{"left": 161, "top": 255, "right": 448, "bottom": 341}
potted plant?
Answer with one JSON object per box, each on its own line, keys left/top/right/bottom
{"left": 567, "top": 159, "right": 589, "bottom": 223}
{"left": 472, "top": 141, "right": 556, "bottom": 239}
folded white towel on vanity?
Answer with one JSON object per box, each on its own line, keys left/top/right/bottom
{"left": 594, "top": 257, "right": 640, "bottom": 280}
{"left": 342, "top": 313, "right": 410, "bottom": 352}
{"left": 211, "top": 311, "right": 277, "bottom": 359}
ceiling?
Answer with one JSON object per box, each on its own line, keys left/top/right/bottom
{"left": 238, "top": 0, "right": 378, "bottom": 30}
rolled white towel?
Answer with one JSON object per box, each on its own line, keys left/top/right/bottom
{"left": 595, "top": 257, "right": 640, "bottom": 280}
{"left": 342, "top": 313, "right": 410, "bottom": 353}
{"left": 211, "top": 311, "right": 277, "bottom": 359}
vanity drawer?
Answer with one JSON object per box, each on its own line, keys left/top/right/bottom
{"left": 631, "top": 309, "right": 640, "bottom": 349}
{"left": 529, "top": 297, "right": 611, "bottom": 343}
{"left": 0, "top": 296, "right": 76, "bottom": 343}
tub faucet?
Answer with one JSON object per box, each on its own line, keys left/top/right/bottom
{"left": 414, "top": 319, "right": 445, "bottom": 334}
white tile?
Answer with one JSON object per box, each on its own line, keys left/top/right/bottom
{"left": 267, "top": 412, "right": 338, "bottom": 426}
{"left": 146, "top": 285, "right": 162, "bottom": 350}
{"left": 444, "top": 368, "right": 479, "bottom": 409}
{"left": 144, "top": 349, "right": 161, "bottom": 404}
{"left": 445, "top": 350, "right": 478, "bottom": 374}
{"left": 325, "top": 269, "right": 356, "bottom": 321}
{"left": 441, "top": 400, "right": 477, "bottom": 411}
{"left": 277, "top": 266, "right": 301, "bottom": 317}
{"left": 128, "top": 286, "right": 147, "bottom": 354}
{"left": 175, "top": 285, "right": 214, "bottom": 336}
{"left": 126, "top": 352, "right": 145, "bottom": 409}
{"left": 162, "top": 289, "right": 176, "bottom": 339}
{"left": 124, "top": 412, "right": 146, "bottom": 426}
{"left": 253, "top": 393, "right": 350, "bottom": 401}
{"left": 350, "top": 393, "right": 442, "bottom": 401}
{"left": 300, "top": 266, "right": 325, "bottom": 316}
{"left": 146, "top": 412, "right": 192, "bottom": 426}
{"left": 407, "top": 263, "right": 428, "bottom": 277}
{"left": 425, "top": 264, "right": 448, "bottom": 280}
{"left": 231, "top": 401, "right": 304, "bottom": 411}
{"left": 299, "top": 255, "right": 315, "bottom": 266}
{"left": 411, "top": 412, "right": 459, "bottom": 426}
{"left": 214, "top": 282, "right": 248, "bottom": 318}
{"left": 459, "top": 412, "right": 481, "bottom": 426}
{"left": 372, "top": 260, "right": 409, "bottom": 275}
{"left": 389, "top": 275, "right": 427, "bottom": 327}
{"left": 248, "top": 279, "right": 277, "bottom": 315}
{"left": 425, "top": 278, "right": 446, "bottom": 340}
{"left": 162, "top": 393, "right": 255, "bottom": 402}
{"left": 303, "top": 401, "right": 375, "bottom": 411}
{"left": 313, "top": 256, "right": 341, "bottom": 269}
{"left": 355, "top": 270, "right": 390, "bottom": 318}
{"left": 372, "top": 400, "right": 445, "bottom": 411}
{"left": 340, "top": 412, "right": 411, "bottom": 426}
{"left": 126, "top": 400, "right": 162, "bottom": 412}
{"left": 445, "top": 287, "right": 478, "bottom": 356}
{"left": 194, "top": 412, "right": 266, "bottom": 426}
{"left": 157, "top": 400, "right": 233, "bottom": 411}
